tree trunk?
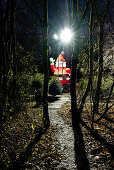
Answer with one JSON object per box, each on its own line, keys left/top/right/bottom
{"left": 11, "top": 0, "right": 17, "bottom": 107}
{"left": 92, "top": 20, "right": 104, "bottom": 124}
{"left": 89, "top": 3, "right": 93, "bottom": 91}
{"left": 70, "top": 2, "right": 91, "bottom": 169}
{"left": 0, "top": 1, "right": 7, "bottom": 113}
{"left": 70, "top": 0, "right": 79, "bottom": 124}
{"left": 43, "top": 0, "right": 50, "bottom": 129}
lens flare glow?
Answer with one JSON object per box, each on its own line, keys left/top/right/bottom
{"left": 53, "top": 34, "right": 58, "bottom": 40}
{"left": 60, "top": 28, "right": 72, "bottom": 43}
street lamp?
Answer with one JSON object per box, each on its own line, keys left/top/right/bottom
{"left": 53, "top": 28, "right": 72, "bottom": 43}
{"left": 53, "top": 28, "right": 72, "bottom": 85}
{"left": 53, "top": 34, "right": 58, "bottom": 40}
{"left": 60, "top": 28, "right": 72, "bottom": 43}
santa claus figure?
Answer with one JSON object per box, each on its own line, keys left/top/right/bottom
{"left": 50, "top": 52, "right": 71, "bottom": 87}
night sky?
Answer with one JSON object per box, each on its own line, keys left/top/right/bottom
{"left": 13, "top": 0, "right": 113, "bottom": 68}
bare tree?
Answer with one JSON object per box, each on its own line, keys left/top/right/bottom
{"left": 0, "top": 0, "right": 18, "bottom": 130}
{"left": 43, "top": 0, "right": 50, "bottom": 128}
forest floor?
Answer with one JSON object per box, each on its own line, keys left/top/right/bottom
{"left": 57, "top": 95, "right": 114, "bottom": 170}
{"left": 0, "top": 93, "right": 113, "bottom": 169}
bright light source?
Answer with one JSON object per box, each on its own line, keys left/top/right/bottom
{"left": 60, "top": 28, "right": 72, "bottom": 43}
{"left": 53, "top": 34, "right": 58, "bottom": 40}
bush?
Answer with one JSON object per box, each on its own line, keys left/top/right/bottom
{"left": 29, "top": 73, "right": 44, "bottom": 103}
{"left": 13, "top": 71, "right": 32, "bottom": 111}
{"left": 101, "top": 76, "right": 113, "bottom": 100}
{"left": 49, "top": 76, "right": 63, "bottom": 96}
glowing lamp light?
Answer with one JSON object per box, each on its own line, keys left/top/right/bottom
{"left": 53, "top": 34, "right": 58, "bottom": 40}
{"left": 60, "top": 28, "right": 72, "bottom": 43}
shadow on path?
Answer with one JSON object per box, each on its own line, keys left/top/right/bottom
{"left": 48, "top": 95, "right": 60, "bottom": 102}
{"left": 73, "top": 123, "right": 90, "bottom": 170}
{"left": 9, "top": 127, "right": 48, "bottom": 170}
{"left": 80, "top": 119, "right": 114, "bottom": 158}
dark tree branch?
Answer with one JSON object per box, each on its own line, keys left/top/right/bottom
{"left": 79, "top": 78, "right": 91, "bottom": 113}
{"left": 4, "top": 0, "right": 11, "bottom": 24}
{"left": 78, "top": 3, "right": 89, "bottom": 27}
{"left": 94, "top": 82, "right": 114, "bottom": 123}
{"left": 24, "top": 0, "right": 43, "bottom": 27}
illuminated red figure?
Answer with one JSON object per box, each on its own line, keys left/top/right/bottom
{"left": 50, "top": 51, "right": 71, "bottom": 85}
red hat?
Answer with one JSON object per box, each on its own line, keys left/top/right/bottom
{"left": 56, "top": 52, "right": 66, "bottom": 62}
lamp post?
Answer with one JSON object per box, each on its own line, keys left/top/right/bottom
{"left": 60, "top": 28, "right": 72, "bottom": 43}
{"left": 53, "top": 28, "right": 72, "bottom": 85}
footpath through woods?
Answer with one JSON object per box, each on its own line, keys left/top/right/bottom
{"left": 48, "top": 93, "right": 113, "bottom": 170}
{"left": 48, "top": 93, "right": 77, "bottom": 169}
{"left": 0, "top": 93, "right": 113, "bottom": 169}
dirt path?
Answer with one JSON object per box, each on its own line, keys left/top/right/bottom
{"left": 48, "top": 94, "right": 113, "bottom": 170}
{"left": 48, "top": 94, "right": 77, "bottom": 170}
